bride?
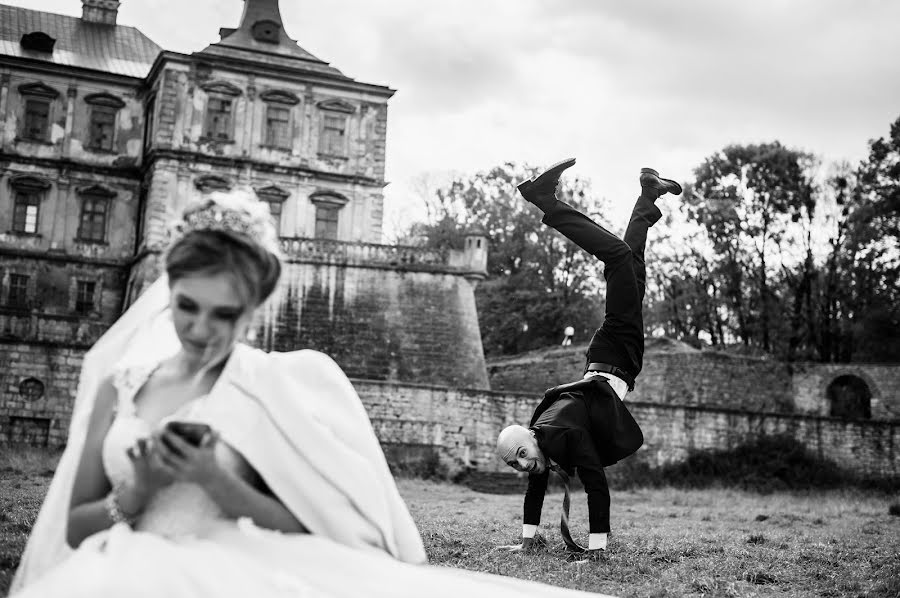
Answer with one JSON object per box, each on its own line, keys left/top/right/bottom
{"left": 11, "top": 191, "right": 609, "bottom": 598}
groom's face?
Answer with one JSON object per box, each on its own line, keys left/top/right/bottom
{"left": 506, "top": 435, "right": 547, "bottom": 474}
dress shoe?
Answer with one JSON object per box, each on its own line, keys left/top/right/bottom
{"left": 639, "top": 167, "right": 682, "bottom": 197}
{"left": 517, "top": 157, "right": 577, "bottom": 211}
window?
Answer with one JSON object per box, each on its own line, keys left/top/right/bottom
{"left": 75, "top": 280, "right": 96, "bottom": 315}
{"left": 88, "top": 105, "right": 117, "bottom": 151}
{"left": 23, "top": 98, "right": 50, "bottom": 141}
{"left": 9, "top": 176, "right": 49, "bottom": 234}
{"left": 319, "top": 114, "right": 347, "bottom": 156}
{"left": 265, "top": 105, "right": 291, "bottom": 148}
{"left": 18, "top": 82, "right": 58, "bottom": 142}
{"left": 12, "top": 191, "right": 41, "bottom": 234}
{"left": 266, "top": 200, "right": 283, "bottom": 231}
{"left": 256, "top": 186, "right": 289, "bottom": 234}
{"left": 77, "top": 195, "right": 109, "bottom": 242}
{"left": 205, "top": 97, "right": 233, "bottom": 141}
{"left": 7, "top": 274, "right": 29, "bottom": 308}
{"left": 314, "top": 204, "right": 340, "bottom": 240}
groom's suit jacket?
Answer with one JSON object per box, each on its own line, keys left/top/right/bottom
{"left": 523, "top": 377, "right": 643, "bottom": 534}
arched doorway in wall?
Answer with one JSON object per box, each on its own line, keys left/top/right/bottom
{"left": 827, "top": 375, "right": 872, "bottom": 419}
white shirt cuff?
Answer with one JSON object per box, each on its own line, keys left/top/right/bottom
{"left": 588, "top": 532, "right": 608, "bottom": 550}
{"left": 522, "top": 524, "right": 538, "bottom": 538}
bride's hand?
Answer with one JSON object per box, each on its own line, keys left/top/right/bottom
{"left": 152, "top": 427, "right": 224, "bottom": 488}
{"left": 121, "top": 438, "right": 174, "bottom": 515}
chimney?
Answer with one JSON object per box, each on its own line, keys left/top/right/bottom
{"left": 82, "top": 0, "right": 121, "bottom": 25}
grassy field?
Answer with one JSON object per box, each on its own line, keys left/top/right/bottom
{"left": 2, "top": 450, "right": 899, "bottom": 598}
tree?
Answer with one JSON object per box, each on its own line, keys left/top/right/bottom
{"left": 401, "top": 162, "right": 609, "bottom": 355}
{"left": 685, "top": 142, "right": 816, "bottom": 352}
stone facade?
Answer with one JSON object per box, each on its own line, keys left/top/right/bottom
{"left": 0, "top": 343, "right": 83, "bottom": 446}
{"left": 0, "top": 0, "right": 491, "bottom": 446}
{"left": 487, "top": 342, "right": 900, "bottom": 422}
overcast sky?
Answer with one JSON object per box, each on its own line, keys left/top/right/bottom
{"left": 12, "top": 0, "right": 900, "bottom": 234}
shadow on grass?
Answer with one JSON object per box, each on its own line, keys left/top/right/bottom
{"left": 608, "top": 434, "right": 900, "bottom": 494}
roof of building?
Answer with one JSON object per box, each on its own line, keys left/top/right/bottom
{"left": 0, "top": 4, "right": 161, "bottom": 78}
{"left": 199, "top": 0, "right": 349, "bottom": 80}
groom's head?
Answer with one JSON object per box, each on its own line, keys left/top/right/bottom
{"left": 496, "top": 425, "right": 547, "bottom": 474}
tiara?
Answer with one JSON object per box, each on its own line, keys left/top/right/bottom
{"left": 167, "top": 191, "right": 283, "bottom": 258}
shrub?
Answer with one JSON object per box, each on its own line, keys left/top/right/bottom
{"left": 608, "top": 435, "right": 900, "bottom": 492}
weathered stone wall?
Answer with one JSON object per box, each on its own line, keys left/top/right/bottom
{"left": 488, "top": 343, "right": 795, "bottom": 413}
{"left": 257, "top": 259, "right": 489, "bottom": 388}
{"left": 0, "top": 342, "right": 83, "bottom": 446}
{"left": 792, "top": 362, "right": 900, "bottom": 420}
{"left": 3, "top": 367, "right": 897, "bottom": 483}
{"left": 353, "top": 381, "right": 900, "bottom": 480}
{"left": 488, "top": 343, "right": 900, "bottom": 420}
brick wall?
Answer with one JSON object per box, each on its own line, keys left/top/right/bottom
{"left": 0, "top": 342, "right": 83, "bottom": 446}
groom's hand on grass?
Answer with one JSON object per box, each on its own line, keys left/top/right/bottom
{"left": 496, "top": 535, "right": 545, "bottom": 553}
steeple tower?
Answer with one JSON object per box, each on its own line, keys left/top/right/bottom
{"left": 205, "top": 0, "right": 339, "bottom": 73}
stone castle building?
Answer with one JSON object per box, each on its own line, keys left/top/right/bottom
{"left": 0, "top": 0, "right": 488, "bottom": 446}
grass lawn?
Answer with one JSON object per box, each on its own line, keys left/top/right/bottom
{"left": 2, "top": 450, "right": 899, "bottom": 598}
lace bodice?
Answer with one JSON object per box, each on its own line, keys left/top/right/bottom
{"left": 102, "top": 363, "right": 230, "bottom": 538}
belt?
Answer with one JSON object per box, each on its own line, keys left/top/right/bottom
{"left": 586, "top": 362, "right": 635, "bottom": 392}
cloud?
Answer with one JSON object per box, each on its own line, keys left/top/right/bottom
{"left": 7, "top": 0, "right": 900, "bottom": 231}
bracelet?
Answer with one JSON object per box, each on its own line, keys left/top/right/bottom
{"left": 104, "top": 485, "right": 138, "bottom": 526}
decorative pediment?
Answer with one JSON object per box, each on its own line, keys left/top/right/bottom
{"left": 77, "top": 184, "right": 117, "bottom": 198}
{"left": 256, "top": 185, "right": 290, "bottom": 202}
{"left": 194, "top": 175, "right": 232, "bottom": 192}
{"left": 20, "top": 32, "right": 56, "bottom": 53}
{"left": 9, "top": 175, "right": 51, "bottom": 191}
{"left": 309, "top": 190, "right": 349, "bottom": 207}
{"left": 260, "top": 89, "right": 300, "bottom": 106}
{"left": 316, "top": 99, "right": 356, "bottom": 114}
{"left": 200, "top": 80, "right": 243, "bottom": 97}
{"left": 84, "top": 93, "right": 126, "bottom": 109}
{"left": 18, "top": 82, "right": 59, "bottom": 99}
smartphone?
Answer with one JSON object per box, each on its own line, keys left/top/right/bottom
{"left": 165, "top": 421, "right": 212, "bottom": 447}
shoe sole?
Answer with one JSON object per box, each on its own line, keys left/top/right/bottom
{"left": 518, "top": 157, "right": 577, "bottom": 199}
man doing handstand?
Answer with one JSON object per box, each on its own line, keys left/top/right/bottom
{"left": 496, "top": 158, "right": 681, "bottom": 559}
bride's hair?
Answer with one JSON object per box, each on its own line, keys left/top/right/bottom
{"left": 165, "top": 191, "right": 283, "bottom": 307}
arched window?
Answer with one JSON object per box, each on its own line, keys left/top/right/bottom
{"left": 827, "top": 375, "right": 872, "bottom": 420}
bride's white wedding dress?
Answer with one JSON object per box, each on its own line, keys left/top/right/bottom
{"left": 13, "top": 362, "right": 608, "bottom": 598}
